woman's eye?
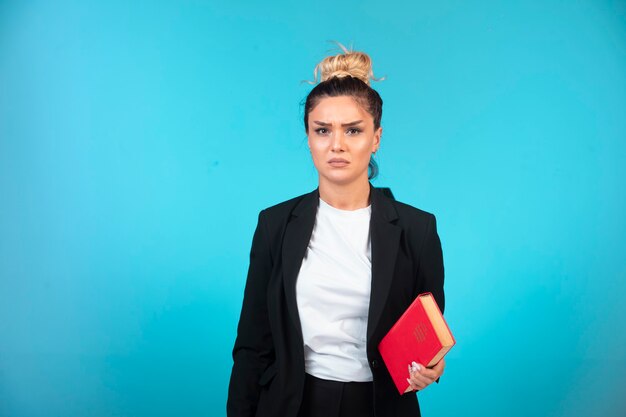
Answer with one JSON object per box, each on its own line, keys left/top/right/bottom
{"left": 314, "top": 127, "right": 361, "bottom": 135}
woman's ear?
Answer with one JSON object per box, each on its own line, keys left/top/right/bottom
{"left": 373, "top": 126, "right": 382, "bottom": 151}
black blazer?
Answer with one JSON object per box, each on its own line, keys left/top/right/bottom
{"left": 227, "top": 183, "right": 445, "bottom": 417}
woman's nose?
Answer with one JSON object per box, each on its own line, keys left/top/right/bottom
{"left": 331, "top": 132, "right": 345, "bottom": 151}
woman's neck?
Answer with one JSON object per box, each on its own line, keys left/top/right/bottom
{"left": 318, "top": 178, "right": 371, "bottom": 211}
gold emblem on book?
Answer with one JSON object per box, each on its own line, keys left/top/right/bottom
{"left": 413, "top": 322, "right": 428, "bottom": 343}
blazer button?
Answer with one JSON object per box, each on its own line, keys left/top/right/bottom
{"left": 371, "top": 359, "right": 379, "bottom": 369}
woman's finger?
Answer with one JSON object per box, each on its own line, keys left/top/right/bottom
{"left": 410, "top": 370, "right": 435, "bottom": 387}
{"left": 411, "top": 362, "right": 439, "bottom": 382}
{"left": 407, "top": 373, "right": 425, "bottom": 390}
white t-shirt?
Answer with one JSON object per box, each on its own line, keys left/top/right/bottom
{"left": 295, "top": 197, "right": 373, "bottom": 382}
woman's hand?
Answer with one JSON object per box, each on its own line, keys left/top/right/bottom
{"left": 406, "top": 357, "right": 445, "bottom": 392}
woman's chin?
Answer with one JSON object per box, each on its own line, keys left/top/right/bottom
{"left": 320, "top": 172, "right": 365, "bottom": 186}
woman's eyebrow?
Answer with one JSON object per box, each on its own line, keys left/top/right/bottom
{"left": 313, "top": 120, "right": 364, "bottom": 127}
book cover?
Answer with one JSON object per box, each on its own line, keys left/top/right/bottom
{"left": 378, "top": 292, "right": 455, "bottom": 395}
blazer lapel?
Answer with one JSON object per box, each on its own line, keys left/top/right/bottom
{"left": 367, "top": 184, "right": 401, "bottom": 343}
{"left": 281, "top": 187, "right": 319, "bottom": 338}
{"left": 281, "top": 183, "right": 401, "bottom": 346}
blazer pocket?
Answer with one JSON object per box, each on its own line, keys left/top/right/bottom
{"left": 258, "top": 362, "right": 277, "bottom": 387}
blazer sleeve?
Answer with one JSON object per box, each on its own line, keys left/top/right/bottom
{"left": 416, "top": 213, "right": 445, "bottom": 384}
{"left": 227, "top": 210, "right": 276, "bottom": 417}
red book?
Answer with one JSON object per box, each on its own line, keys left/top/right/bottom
{"left": 378, "top": 292, "right": 455, "bottom": 395}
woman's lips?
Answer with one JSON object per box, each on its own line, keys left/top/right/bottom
{"left": 328, "top": 158, "right": 349, "bottom": 167}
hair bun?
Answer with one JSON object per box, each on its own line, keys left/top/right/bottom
{"left": 306, "top": 41, "right": 385, "bottom": 86}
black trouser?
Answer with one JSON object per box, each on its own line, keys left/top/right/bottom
{"left": 297, "top": 373, "right": 375, "bottom": 417}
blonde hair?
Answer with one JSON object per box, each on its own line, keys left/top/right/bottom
{"left": 303, "top": 41, "right": 385, "bottom": 86}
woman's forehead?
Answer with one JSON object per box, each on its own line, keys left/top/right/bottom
{"left": 310, "top": 96, "right": 371, "bottom": 121}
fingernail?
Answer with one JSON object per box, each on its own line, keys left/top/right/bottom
{"left": 411, "top": 361, "right": 422, "bottom": 371}
{"left": 406, "top": 378, "right": 412, "bottom": 385}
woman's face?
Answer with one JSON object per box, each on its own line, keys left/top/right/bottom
{"left": 307, "top": 95, "right": 382, "bottom": 187}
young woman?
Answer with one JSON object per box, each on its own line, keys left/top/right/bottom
{"left": 227, "top": 43, "right": 446, "bottom": 417}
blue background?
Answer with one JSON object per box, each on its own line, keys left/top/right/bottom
{"left": 1, "top": 1, "right": 625, "bottom": 416}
